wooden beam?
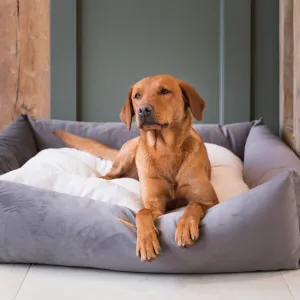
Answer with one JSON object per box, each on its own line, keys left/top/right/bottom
{"left": 280, "top": 0, "right": 294, "bottom": 149}
{"left": 294, "top": 0, "right": 300, "bottom": 154}
{"left": 0, "top": 0, "right": 19, "bottom": 131}
{"left": 0, "top": 0, "right": 50, "bottom": 131}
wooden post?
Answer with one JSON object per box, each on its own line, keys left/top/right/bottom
{"left": 293, "top": 0, "right": 300, "bottom": 154}
{"left": 280, "top": 0, "right": 300, "bottom": 156}
{"left": 0, "top": 0, "right": 50, "bottom": 131}
{"left": 280, "top": 0, "right": 294, "bottom": 149}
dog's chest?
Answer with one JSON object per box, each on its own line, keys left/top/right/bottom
{"left": 143, "top": 149, "right": 184, "bottom": 179}
{"left": 136, "top": 149, "right": 189, "bottom": 202}
{"left": 136, "top": 145, "right": 194, "bottom": 209}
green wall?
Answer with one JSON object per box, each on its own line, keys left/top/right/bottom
{"left": 50, "top": 0, "right": 279, "bottom": 133}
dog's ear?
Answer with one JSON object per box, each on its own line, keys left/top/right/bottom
{"left": 119, "top": 87, "right": 135, "bottom": 130}
{"left": 179, "top": 80, "right": 206, "bottom": 121}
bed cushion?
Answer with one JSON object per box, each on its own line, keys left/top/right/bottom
{"left": 0, "top": 144, "right": 249, "bottom": 212}
{"left": 0, "top": 115, "right": 299, "bottom": 274}
{"left": 206, "top": 143, "right": 249, "bottom": 201}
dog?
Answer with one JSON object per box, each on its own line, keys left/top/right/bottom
{"left": 54, "top": 74, "right": 219, "bottom": 263}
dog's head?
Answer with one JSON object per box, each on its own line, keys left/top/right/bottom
{"left": 119, "top": 75, "right": 206, "bottom": 130}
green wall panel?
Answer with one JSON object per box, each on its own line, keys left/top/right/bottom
{"left": 80, "top": 0, "right": 221, "bottom": 124}
{"left": 251, "top": 0, "right": 279, "bottom": 134}
{"left": 50, "top": 0, "right": 78, "bottom": 121}
{"left": 222, "top": 0, "right": 251, "bottom": 124}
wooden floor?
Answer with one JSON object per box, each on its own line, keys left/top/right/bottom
{"left": 1, "top": 264, "right": 299, "bottom": 300}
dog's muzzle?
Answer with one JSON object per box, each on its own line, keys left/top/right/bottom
{"left": 137, "top": 104, "right": 169, "bottom": 129}
{"left": 138, "top": 104, "right": 155, "bottom": 127}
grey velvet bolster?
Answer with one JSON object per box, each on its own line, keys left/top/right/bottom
{"left": 244, "top": 121, "right": 300, "bottom": 188}
{"left": 26, "top": 115, "right": 254, "bottom": 161}
{"left": 0, "top": 172, "right": 299, "bottom": 273}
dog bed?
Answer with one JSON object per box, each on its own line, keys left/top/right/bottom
{"left": 0, "top": 115, "right": 299, "bottom": 273}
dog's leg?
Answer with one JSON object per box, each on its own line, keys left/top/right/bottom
{"left": 175, "top": 174, "right": 218, "bottom": 247}
{"left": 54, "top": 131, "right": 139, "bottom": 180}
{"left": 135, "top": 179, "right": 167, "bottom": 262}
{"left": 136, "top": 207, "right": 162, "bottom": 263}
{"left": 100, "top": 138, "right": 139, "bottom": 180}
{"left": 100, "top": 154, "right": 137, "bottom": 180}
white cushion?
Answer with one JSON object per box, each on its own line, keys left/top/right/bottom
{"left": 205, "top": 143, "right": 249, "bottom": 202}
{"left": 0, "top": 143, "right": 248, "bottom": 212}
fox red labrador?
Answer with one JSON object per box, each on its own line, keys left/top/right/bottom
{"left": 54, "top": 74, "right": 219, "bottom": 263}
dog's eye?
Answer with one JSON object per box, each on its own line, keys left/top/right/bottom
{"left": 134, "top": 93, "right": 141, "bottom": 99}
{"left": 160, "top": 88, "right": 170, "bottom": 95}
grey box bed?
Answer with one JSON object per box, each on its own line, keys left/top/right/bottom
{"left": 0, "top": 114, "right": 299, "bottom": 274}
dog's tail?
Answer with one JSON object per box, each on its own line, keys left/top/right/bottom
{"left": 53, "top": 130, "right": 119, "bottom": 161}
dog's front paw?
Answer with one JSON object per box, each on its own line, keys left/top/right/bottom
{"left": 136, "top": 226, "right": 160, "bottom": 263}
{"left": 175, "top": 216, "right": 200, "bottom": 247}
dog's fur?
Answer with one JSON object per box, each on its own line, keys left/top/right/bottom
{"left": 54, "top": 74, "right": 219, "bottom": 263}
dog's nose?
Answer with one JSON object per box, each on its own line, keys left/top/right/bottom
{"left": 138, "top": 104, "right": 153, "bottom": 117}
